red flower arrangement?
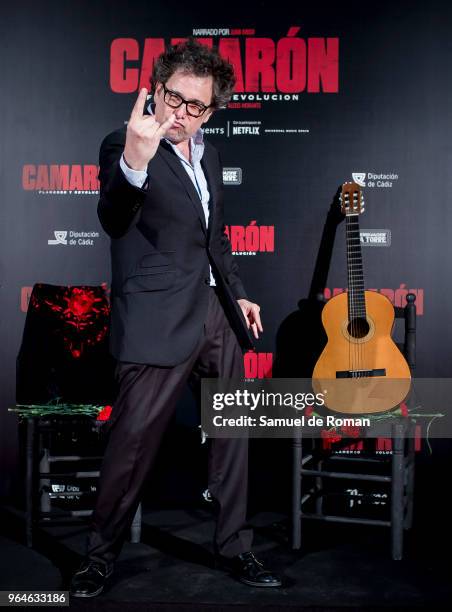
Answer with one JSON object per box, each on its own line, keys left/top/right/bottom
{"left": 97, "top": 405, "right": 113, "bottom": 421}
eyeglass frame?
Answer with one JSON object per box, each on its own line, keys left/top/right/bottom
{"left": 159, "top": 82, "right": 214, "bottom": 117}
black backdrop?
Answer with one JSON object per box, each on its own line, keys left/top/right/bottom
{"left": 1, "top": 0, "right": 451, "bottom": 506}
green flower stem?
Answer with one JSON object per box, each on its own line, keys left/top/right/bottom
{"left": 8, "top": 403, "right": 104, "bottom": 417}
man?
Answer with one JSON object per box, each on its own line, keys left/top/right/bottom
{"left": 70, "top": 39, "right": 281, "bottom": 598}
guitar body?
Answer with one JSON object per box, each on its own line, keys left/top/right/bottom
{"left": 312, "top": 290, "right": 411, "bottom": 414}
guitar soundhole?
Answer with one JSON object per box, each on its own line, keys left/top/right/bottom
{"left": 347, "top": 317, "right": 370, "bottom": 338}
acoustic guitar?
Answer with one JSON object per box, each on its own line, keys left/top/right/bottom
{"left": 312, "top": 182, "right": 411, "bottom": 414}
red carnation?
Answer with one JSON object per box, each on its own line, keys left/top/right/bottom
{"left": 305, "top": 406, "right": 314, "bottom": 417}
{"left": 341, "top": 425, "right": 361, "bottom": 438}
{"left": 97, "top": 405, "right": 113, "bottom": 421}
{"left": 321, "top": 429, "right": 342, "bottom": 443}
{"left": 400, "top": 402, "right": 409, "bottom": 417}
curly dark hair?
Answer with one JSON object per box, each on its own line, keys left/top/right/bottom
{"left": 150, "top": 38, "right": 236, "bottom": 110}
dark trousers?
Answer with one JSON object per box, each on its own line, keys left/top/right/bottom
{"left": 86, "top": 287, "right": 253, "bottom": 566}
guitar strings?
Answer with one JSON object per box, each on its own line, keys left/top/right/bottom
{"left": 346, "top": 212, "right": 356, "bottom": 374}
{"left": 351, "top": 210, "right": 362, "bottom": 374}
{"left": 345, "top": 194, "right": 365, "bottom": 376}
{"left": 346, "top": 208, "right": 354, "bottom": 374}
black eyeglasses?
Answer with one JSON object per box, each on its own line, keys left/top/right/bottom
{"left": 160, "top": 83, "right": 212, "bottom": 118}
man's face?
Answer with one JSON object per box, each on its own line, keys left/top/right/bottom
{"left": 154, "top": 69, "right": 214, "bottom": 143}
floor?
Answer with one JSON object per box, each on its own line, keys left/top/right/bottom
{"left": 0, "top": 500, "right": 450, "bottom": 611}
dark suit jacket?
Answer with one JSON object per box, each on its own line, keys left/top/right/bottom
{"left": 97, "top": 115, "right": 255, "bottom": 366}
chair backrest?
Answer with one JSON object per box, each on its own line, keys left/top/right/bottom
{"left": 16, "top": 283, "right": 117, "bottom": 404}
{"left": 394, "top": 292, "right": 416, "bottom": 372}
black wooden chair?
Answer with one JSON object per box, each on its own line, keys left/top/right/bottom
{"left": 291, "top": 293, "right": 417, "bottom": 560}
{"left": 16, "top": 283, "right": 142, "bottom": 548}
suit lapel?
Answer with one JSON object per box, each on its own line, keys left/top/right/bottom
{"left": 200, "top": 144, "right": 219, "bottom": 243}
{"left": 157, "top": 141, "right": 208, "bottom": 235}
{"left": 144, "top": 100, "right": 206, "bottom": 222}
{"left": 144, "top": 98, "right": 217, "bottom": 238}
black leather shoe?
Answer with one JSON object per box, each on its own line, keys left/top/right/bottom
{"left": 219, "top": 551, "right": 282, "bottom": 587}
{"left": 69, "top": 559, "right": 113, "bottom": 598}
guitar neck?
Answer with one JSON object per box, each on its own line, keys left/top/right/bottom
{"left": 346, "top": 213, "right": 366, "bottom": 319}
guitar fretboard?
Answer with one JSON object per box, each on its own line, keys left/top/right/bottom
{"left": 346, "top": 213, "right": 366, "bottom": 320}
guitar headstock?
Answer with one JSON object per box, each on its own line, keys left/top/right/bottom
{"left": 339, "top": 182, "right": 365, "bottom": 216}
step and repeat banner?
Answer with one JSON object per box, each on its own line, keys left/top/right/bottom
{"left": 1, "top": 1, "right": 451, "bottom": 502}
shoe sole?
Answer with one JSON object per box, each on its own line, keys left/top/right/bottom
{"left": 238, "top": 576, "right": 282, "bottom": 588}
{"left": 70, "top": 584, "right": 105, "bottom": 598}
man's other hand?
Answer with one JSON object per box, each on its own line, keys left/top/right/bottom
{"left": 237, "top": 299, "right": 263, "bottom": 339}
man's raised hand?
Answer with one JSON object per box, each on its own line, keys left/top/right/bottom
{"left": 123, "top": 87, "right": 176, "bottom": 171}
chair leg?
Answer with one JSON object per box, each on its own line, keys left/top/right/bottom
{"left": 39, "top": 445, "right": 51, "bottom": 514}
{"left": 404, "top": 431, "right": 416, "bottom": 530}
{"left": 292, "top": 434, "right": 302, "bottom": 549}
{"left": 391, "top": 421, "right": 405, "bottom": 560}
{"left": 25, "top": 418, "right": 35, "bottom": 548}
{"left": 315, "top": 448, "right": 324, "bottom": 516}
{"left": 130, "top": 502, "right": 142, "bottom": 543}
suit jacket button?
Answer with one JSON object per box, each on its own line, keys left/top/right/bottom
{"left": 204, "top": 278, "right": 211, "bottom": 285}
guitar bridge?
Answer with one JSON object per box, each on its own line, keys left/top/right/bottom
{"left": 336, "top": 368, "right": 386, "bottom": 378}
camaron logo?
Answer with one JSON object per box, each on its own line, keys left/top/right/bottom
{"left": 244, "top": 352, "right": 273, "bottom": 379}
{"left": 110, "top": 27, "right": 339, "bottom": 109}
{"left": 224, "top": 221, "right": 275, "bottom": 255}
{"left": 22, "top": 164, "right": 99, "bottom": 194}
